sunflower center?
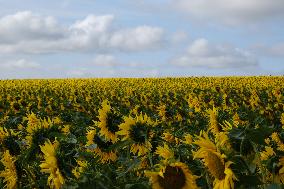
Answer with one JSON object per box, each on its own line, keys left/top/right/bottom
{"left": 93, "top": 135, "right": 113, "bottom": 151}
{"left": 129, "top": 122, "right": 148, "bottom": 144}
{"left": 3, "top": 136, "right": 21, "bottom": 156}
{"left": 206, "top": 151, "right": 226, "bottom": 180}
{"left": 157, "top": 165, "right": 186, "bottom": 189}
{"left": 106, "top": 112, "right": 122, "bottom": 133}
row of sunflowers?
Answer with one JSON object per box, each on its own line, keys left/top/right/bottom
{"left": 0, "top": 77, "right": 284, "bottom": 188}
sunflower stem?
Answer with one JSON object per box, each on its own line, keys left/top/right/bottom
{"left": 205, "top": 171, "right": 213, "bottom": 189}
{"left": 251, "top": 142, "right": 267, "bottom": 184}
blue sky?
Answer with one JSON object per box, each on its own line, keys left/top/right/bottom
{"left": 0, "top": 0, "right": 284, "bottom": 78}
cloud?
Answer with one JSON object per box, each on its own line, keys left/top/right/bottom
{"left": 0, "top": 11, "right": 64, "bottom": 43}
{"left": 173, "top": 0, "right": 284, "bottom": 25}
{"left": 252, "top": 43, "right": 284, "bottom": 57}
{"left": 0, "top": 11, "right": 164, "bottom": 54}
{"left": 92, "top": 54, "right": 117, "bottom": 67}
{"left": 109, "top": 26, "right": 164, "bottom": 51}
{"left": 0, "top": 59, "right": 40, "bottom": 70}
{"left": 171, "top": 38, "right": 258, "bottom": 69}
{"left": 171, "top": 31, "right": 188, "bottom": 44}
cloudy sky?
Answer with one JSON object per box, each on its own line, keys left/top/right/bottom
{"left": 0, "top": 0, "right": 284, "bottom": 78}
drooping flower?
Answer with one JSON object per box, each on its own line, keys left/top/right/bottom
{"left": 85, "top": 128, "right": 117, "bottom": 163}
{"left": 40, "top": 139, "right": 64, "bottom": 189}
{"left": 193, "top": 131, "right": 237, "bottom": 189}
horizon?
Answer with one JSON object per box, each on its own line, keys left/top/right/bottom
{"left": 0, "top": 0, "right": 284, "bottom": 78}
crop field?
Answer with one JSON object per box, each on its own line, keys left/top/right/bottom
{"left": 0, "top": 77, "right": 284, "bottom": 189}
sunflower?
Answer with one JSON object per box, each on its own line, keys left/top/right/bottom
{"left": 0, "top": 127, "right": 20, "bottom": 156}
{"left": 271, "top": 132, "right": 284, "bottom": 152}
{"left": 193, "top": 131, "right": 237, "bottom": 189}
{"left": 162, "top": 132, "right": 180, "bottom": 144}
{"left": 72, "top": 160, "right": 88, "bottom": 179}
{"left": 207, "top": 106, "right": 219, "bottom": 135}
{"left": 155, "top": 143, "right": 174, "bottom": 161}
{"left": 0, "top": 150, "right": 17, "bottom": 189}
{"left": 85, "top": 128, "right": 117, "bottom": 163}
{"left": 0, "top": 127, "right": 11, "bottom": 142}
{"left": 96, "top": 100, "right": 122, "bottom": 143}
{"left": 145, "top": 162, "right": 199, "bottom": 189}
{"left": 40, "top": 139, "right": 64, "bottom": 189}
{"left": 117, "top": 113, "right": 156, "bottom": 156}
{"left": 281, "top": 113, "right": 284, "bottom": 129}
{"left": 182, "top": 134, "right": 193, "bottom": 145}
{"left": 277, "top": 157, "right": 284, "bottom": 183}
{"left": 260, "top": 146, "right": 275, "bottom": 161}
{"left": 25, "top": 115, "right": 60, "bottom": 147}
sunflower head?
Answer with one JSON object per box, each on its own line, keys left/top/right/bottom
{"left": 193, "top": 131, "right": 237, "bottom": 189}
{"left": 97, "top": 100, "right": 122, "bottom": 143}
{"left": 85, "top": 128, "right": 117, "bottom": 163}
{"left": 155, "top": 143, "right": 174, "bottom": 161}
{"left": 117, "top": 113, "right": 156, "bottom": 156}
{"left": 0, "top": 127, "right": 20, "bottom": 156}
{"left": 207, "top": 106, "right": 219, "bottom": 135}
{"left": 40, "top": 139, "right": 64, "bottom": 189}
{"left": 0, "top": 150, "right": 18, "bottom": 189}
{"left": 145, "top": 162, "right": 198, "bottom": 189}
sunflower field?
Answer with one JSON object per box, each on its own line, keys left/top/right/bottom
{"left": 0, "top": 77, "right": 284, "bottom": 189}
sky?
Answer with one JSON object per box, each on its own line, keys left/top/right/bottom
{"left": 0, "top": 0, "right": 284, "bottom": 78}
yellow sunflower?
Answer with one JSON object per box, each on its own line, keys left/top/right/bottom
{"left": 145, "top": 162, "right": 199, "bottom": 189}
{"left": 72, "top": 160, "right": 88, "bottom": 179}
{"left": 271, "top": 132, "right": 284, "bottom": 152}
{"left": 277, "top": 157, "right": 284, "bottom": 183}
{"left": 281, "top": 113, "right": 284, "bottom": 129}
{"left": 117, "top": 113, "right": 156, "bottom": 156}
{"left": 0, "top": 150, "right": 17, "bottom": 189}
{"left": 193, "top": 131, "right": 237, "bottom": 189}
{"left": 40, "top": 139, "right": 64, "bottom": 189}
{"left": 207, "top": 106, "right": 219, "bottom": 135}
{"left": 25, "top": 115, "right": 60, "bottom": 146}
{"left": 0, "top": 127, "right": 19, "bottom": 155}
{"left": 0, "top": 127, "right": 11, "bottom": 142}
{"left": 182, "top": 134, "right": 193, "bottom": 145}
{"left": 96, "top": 100, "right": 122, "bottom": 143}
{"left": 260, "top": 146, "right": 275, "bottom": 161}
{"left": 85, "top": 128, "right": 117, "bottom": 163}
{"left": 155, "top": 143, "right": 174, "bottom": 161}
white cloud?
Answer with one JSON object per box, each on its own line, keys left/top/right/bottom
{"left": 109, "top": 26, "right": 164, "bottom": 51}
{"left": 0, "top": 11, "right": 63, "bottom": 43}
{"left": 0, "top": 11, "right": 164, "bottom": 54}
{"left": 0, "top": 59, "right": 40, "bottom": 69}
{"left": 173, "top": 0, "right": 284, "bottom": 25}
{"left": 172, "top": 38, "right": 258, "bottom": 69}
